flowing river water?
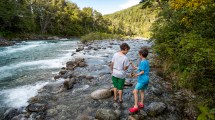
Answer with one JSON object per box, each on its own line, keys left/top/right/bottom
{"left": 0, "top": 39, "right": 80, "bottom": 116}
{"left": 0, "top": 39, "right": 195, "bottom": 120}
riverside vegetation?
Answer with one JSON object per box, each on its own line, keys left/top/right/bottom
{"left": 0, "top": 0, "right": 214, "bottom": 119}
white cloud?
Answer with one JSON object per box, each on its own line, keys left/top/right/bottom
{"left": 120, "top": 0, "right": 140, "bottom": 9}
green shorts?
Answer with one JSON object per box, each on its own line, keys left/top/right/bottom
{"left": 112, "top": 76, "right": 125, "bottom": 90}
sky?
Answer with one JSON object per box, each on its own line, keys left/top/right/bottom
{"left": 69, "top": 0, "right": 140, "bottom": 15}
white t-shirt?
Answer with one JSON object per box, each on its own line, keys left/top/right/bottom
{"left": 112, "top": 52, "right": 129, "bottom": 79}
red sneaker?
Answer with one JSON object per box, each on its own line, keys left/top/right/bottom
{"left": 129, "top": 107, "right": 139, "bottom": 113}
{"left": 138, "top": 102, "right": 144, "bottom": 108}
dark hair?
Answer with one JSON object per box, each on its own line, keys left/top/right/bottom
{"left": 139, "top": 49, "right": 148, "bottom": 57}
{"left": 120, "top": 43, "right": 130, "bottom": 51}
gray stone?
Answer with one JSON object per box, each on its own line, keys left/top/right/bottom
{"left": 47, "top": 109, "right": 58, "bottom": 117}
{"left": 85, "top": 76, "right": 94, "bottom": 80}
{"left": 146, "top": 102, "right": 166, "bottom": 116}
{"left": 95, "top": 109, "right": 120, "bottom": 120}
{"left": 4, "top": 108, "right": 20, "bottom": 120}
{"left": 151, "top": 86, "right": 163, "bottom": 96}
{"left": 11, "top": 114, "right": 27, "bottom": 120}
{"left": 59, "top": 70, "right": 68, "bottom": 75}
{"left": 91, "top": 89, "right": 113, "bottom": 100}
{"left": 76, "top": 47, "right": 84, "bottom": 52}
{"left": 78, "top": 62, "right": 87, "bottom": 67}
{"left": 54, "top": 75, "right": 62, "bottom": 80}
{"left": 63, "top": 78, "right": 76, "bottom": 90}
{"left": 27, "top": 103, "right": 47, "bottom": 112}
{"left": 128, "top": 110, "right": 147, "bottom": 120}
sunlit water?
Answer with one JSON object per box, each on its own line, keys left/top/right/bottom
{"left": 0, "top": 39, "right": 79, "bottom": 108}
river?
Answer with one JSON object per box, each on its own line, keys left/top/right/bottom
{"left": 0, "top": 39, "right": 80, "bottom": 114}
{"left": 0, "top": 39, "right": 192, "bottom": 120}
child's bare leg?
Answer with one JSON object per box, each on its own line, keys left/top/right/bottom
{"left": 114, "top": 88, "right": 117, "bottom": 101}
{"left": 140, "top": 90, "right": 144, "bottom": 104}
{"left": 118, "top": 90, "right": 123, "bottom": 101}
{"left": 133, "top": 89, "right": 138, "bottom": 108}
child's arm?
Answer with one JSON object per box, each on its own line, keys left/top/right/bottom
{"left": 130, "top": 62, "right": 138, "bottom": 70}
{"left": 124, "top": 65, "right": 129, "bottom": 70}
{"left": 135, "top": 70, "right": 144, "bottom": 77}
{"left": 110, "top": 62, "right": 114, "bottom": 73}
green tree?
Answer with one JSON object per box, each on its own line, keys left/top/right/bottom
{"left": 151, "top": 0, "right": 215, "bottom": 106}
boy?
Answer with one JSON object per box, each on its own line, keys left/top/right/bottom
{"left": 111, "top": 43, "right": 130, "bottom": 103}
{"left": 129, "top": 49, "right": 150, "bottom": 113}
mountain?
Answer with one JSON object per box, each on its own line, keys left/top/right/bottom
{"left": 104, "top": 1, "right": 161, "bottom": 38}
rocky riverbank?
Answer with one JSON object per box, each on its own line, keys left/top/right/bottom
{"left": 0, "top": 37, "right": 15, "bottom": 46}
{"left": 3, "top": 39, "right": 198, "bottom": 120}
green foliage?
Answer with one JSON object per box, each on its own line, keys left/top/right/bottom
{"left": 0, "top": 0, "right": 36, "bottom": 35}
{"left": 0, "top": 0, "right": 109, "bottom": 37}
{"left": 104, "top": 2, "right": 160, "bottom": 37}
{"left": 151, "top": 0, "right": 215, "bottom": 107}
{"left": 80, "top": 32, "right": 123, "bottom": 43}
{"left": 197, "top": 105, "right": 215, "bottom": 120}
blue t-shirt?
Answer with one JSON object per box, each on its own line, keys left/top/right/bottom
{"left": 137, "top": 59, "right": 150, "bottom": 84}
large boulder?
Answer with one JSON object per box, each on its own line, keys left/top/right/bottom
{"left": 95, "top": 109, "right": 120, "bottom": 120}
{"left": 146, "top": 102, "right": 166, "bottom": 116}
{"left": 91, "top": 89, "right": 113, "bottom": 100}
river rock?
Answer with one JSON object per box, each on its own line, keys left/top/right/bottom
{"left": 128, "top": 110, "right": 147, "bottom": 120}
{"left": 76, "top": 114, "right": 94, "bottom": 120}
{"left": 151, "top": 86, "right": 163, "bottom": 96}
{"left": 66, "top": 58, "right": 86, "bottom": 70}
{"left": 4, "top": 108, "right": 20, "bottom": 120}
{"left": 62, "top": 71, "right": 74, "bottom": 79}
{"left": 85, "top": 76, "right": 94, "bottom": 80}
{"left": 54, "top": 75, "right": 62, "bottom": 80}
{"left": 95, "top": 109, "right": 120, "bottom": 120}
{"left": 46, "top": 109, "right": 58, "bottom": 117}
{"left": 86, "top": 46, "right": 93, "bottom": 50}
{"left": 66, "top": 61, "right": 76, "bottom": 68}
{"left": 59, "top": 70, "right": 68, "bottom": 75}
{"left": 0, "top": 39, "right": 15, "bottom": 46}
{"left": 90, "top": 89, "right": 113, "bottom": 100}
{"left": 11, "top": 114, "right": 27, "bottom": 120}
{"left": 146, "top": 102, "right": 166, "bottom": 116}
{"left": 63, "top": 78, "right": 76, "bottom": 90}
{"left": 76, "top": 47, "right": 84, "bottom": 52}
{"left": 29, "top": 112, "right": 46, "bottom": 120}
{"left": 27, "top": 103, "right": 47, "bottom": 112}
{"left": 78, "top": 62, "right": 87, "bottom": 67}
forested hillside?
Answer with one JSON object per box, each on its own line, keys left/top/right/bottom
{"left": 104, "top": 1, "right": 160, "bottom": 37}
{"left": 0, "top": 0, "right": 109, "bottom": 38}
{"left": 151, "top": 0, "right": 215, "bottom": 118}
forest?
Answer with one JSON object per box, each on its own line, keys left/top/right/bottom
{"left": 0, "top": 0, "right": 109, "bottom": 38}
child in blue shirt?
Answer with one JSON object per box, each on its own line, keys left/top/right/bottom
{"left": 129, "top": 49, "right": 150, "bottom": 113}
